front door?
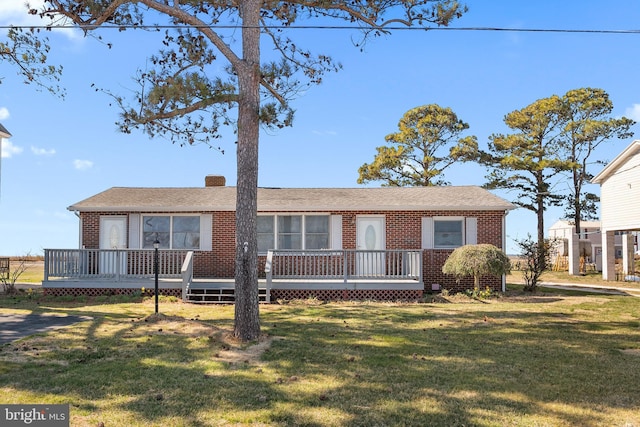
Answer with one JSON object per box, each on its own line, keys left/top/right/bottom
{"left": 356, "top": 216, "right": 385, "bottom": 276}
{"left": 99, "top": 216, "right": 127, "bottom": 275}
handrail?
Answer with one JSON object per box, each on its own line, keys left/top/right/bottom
{"left": 43, "top": 249, "right": 188, "bottom": 281}
{"left": 181, "top": 251, "right": 194, "bottom": 301}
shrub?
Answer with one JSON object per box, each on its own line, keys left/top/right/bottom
{"left": 515, "top": 235, "right": 556, "bottom": 292}
{"left": 442, "top": 244, "right": 511, "bottom": 290}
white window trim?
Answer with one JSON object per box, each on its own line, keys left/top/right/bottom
{"left": 257, "top": 213, "right": 334, "bottom": 253}
{"left": 423, "top": 216, "right": 470, "bottom": 249}
{"left": 465, "top": 217, "right": 478, "bottom": 245}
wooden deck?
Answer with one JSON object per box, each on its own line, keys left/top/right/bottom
{"left": 42, "top": 248, "right": 425, "bottom": 303}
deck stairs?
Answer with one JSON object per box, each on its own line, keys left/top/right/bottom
{"left": 185, "top": 279, "right": 268, "bottom": 304}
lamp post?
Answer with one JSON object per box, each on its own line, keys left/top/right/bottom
{"left": 153, "top": 239, "right": 160, "bottom": 314}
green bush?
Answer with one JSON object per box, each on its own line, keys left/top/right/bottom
{"left": 442, "top": 244, "right": 511, "bottom": 289}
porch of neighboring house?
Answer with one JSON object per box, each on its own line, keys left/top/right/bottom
{"left": 42, "top": 248, "right": 424, "bottom": 303}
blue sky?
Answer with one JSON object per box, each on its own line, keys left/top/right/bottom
{"left": 1, "top": 0, "right": 640, "bottom": 255}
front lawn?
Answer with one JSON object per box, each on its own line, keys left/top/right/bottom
{"left": 0, "top": 292, "right": 639, "bottom": 426}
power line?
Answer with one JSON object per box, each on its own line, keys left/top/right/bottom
{"left": 2, "top": 24, "right": 640, "bottom": 34}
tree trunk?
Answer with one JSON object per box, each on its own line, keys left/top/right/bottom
{"left": 536, "top": 172, "right": 546, "bottom": 271}
{"left": 573, "top": 168, "right": 582, "bottom": 236}
{"left": 234, "top": 0, "right": 261, "bottom": 341}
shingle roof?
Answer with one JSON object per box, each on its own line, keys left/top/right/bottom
{"left": 68, "top": 186, "right": 515, "bottom": 212}
{"left": 0, "top": 123, "right": 11, "bottom": 139}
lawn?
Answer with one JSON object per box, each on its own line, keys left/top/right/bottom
{"left": 0, "top": 291, "right": 639, "bottom": 426}
{"left": 2, "top": 258, "right": 44, "bottom": 284}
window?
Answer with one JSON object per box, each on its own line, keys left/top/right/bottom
{"left": 143, "top": 216, "right": 170, "bottom": 248}
{"left": 305, "top": 215, "right": 329, "bottom": 249}
{"left": 257, "top": 216, "right": 275, "bottom": 253}
{"left": 278, "top": 215, "right": 302, "bottom": 249}
{"left": 172, "top": 216, "right": 200, "bottom": 249}
{"left": 257, "top": 214, "right": 330, "bottom": 252}
{"left": 434, "top": 219, "right": 463, "bottom": 248}
{"left": 143, "top": 215, "right": 200, "bottom": 249}
{"left": 422, "top": 217, "right": 475, "bottom": 249}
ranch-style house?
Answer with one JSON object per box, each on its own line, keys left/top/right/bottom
{"left": 43, "top": 175, "right": 515, "bottom": 302}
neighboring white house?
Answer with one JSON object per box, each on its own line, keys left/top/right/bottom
{"left": 0, "top": 123, "right": 10, "bottom": 139}
{"left": 548, "top": 220, "right": 624, "bottom": 272}
{"left": 591, "top": 140, "right": 640, "bottom": 280}
{"left": 0, "top": 123, "right": 11, "bottom": 195}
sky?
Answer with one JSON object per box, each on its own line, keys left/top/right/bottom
{"left": 1, "top": 0, "right": 640, "bottom": 255}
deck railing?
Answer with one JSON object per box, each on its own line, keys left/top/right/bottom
{"left": 265, "top": 249, "right": 423, "bottom": 286}
{"left": 44, "top": 249, "right": 188, "bottom": 281}
{"left": 181, "top": 251, "right": 194, "bottom": 301}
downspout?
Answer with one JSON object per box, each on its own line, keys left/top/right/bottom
{"left": 73, "top": 211, "right": 83, "bottom": 249}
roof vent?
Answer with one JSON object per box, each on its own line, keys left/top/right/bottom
{"left": 205, "top": 175, "right": 226, "bottom": 187}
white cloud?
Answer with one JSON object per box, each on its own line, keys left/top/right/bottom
{"left": 0, "top": 107, "right": 9, "bottom": 120}
{"left": 31, "top": 146, "right": 56, "bottom": 156}
{"left": 73, "top": 159, "right": 94, "bottom": 170}
{"left": 624, "top": 104, "right": 640, "bottom": 122}
{"left": 1, "top": 140, "right": 23, "bottom": 158}
{"left": 0, "top": 0, "right": 82, "bottom": 40}
{"left": 0, "top": 0, "right": 44, "bottom": 27}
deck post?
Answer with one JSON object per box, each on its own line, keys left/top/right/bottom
{"left": 343, "top": 250, "right": 348, "bottom": 284}
{"left": 115, "top": 250, "right": 121, "bottom": 282}
{"left": 265, "top": 250, "right": 273, "bottom": 303}
{"left": 43, "top": 250, "right": 49, "bottom": 282}
{"left": 419, "top": 251, "right": 423, "bottom": 287}
{"left": 181, "top": 251, "right": 194, "bottom": 302}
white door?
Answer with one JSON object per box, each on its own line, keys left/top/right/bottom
{"left": 99, "top": 216, "right": 127, "bottom": 275}
{"left": 356, "top": 216, "right": 385, "bottom": 276}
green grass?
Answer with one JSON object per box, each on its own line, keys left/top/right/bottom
{"left": 5, "top": 260, "right": 44, "bottom": 284}
{"left": 508, "top": 268, "right": 640, "bottom": 290}
{"left": 0, "top": 292, "right": 639, "bottom": 426}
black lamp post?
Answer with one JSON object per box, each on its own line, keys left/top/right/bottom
{"left": 153, "top": 239, "right": 160, "bottom": 314}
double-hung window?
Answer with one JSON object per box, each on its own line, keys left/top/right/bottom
{"left": 143, "top": 215, "right": 200, "bottom": 249}
{"left": 257, "top": 214, "right": 330, "bottom": 253}
{"left": 257, "top": 216, "right": 275, "bottom": 253}
{"left": 278, "top": 215, "right": 302, "bottom": 249}
{"left": 305, "top": 215, "right": 330, "bottom": 249}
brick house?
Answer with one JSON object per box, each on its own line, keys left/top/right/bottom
{"left": 45, "top": 175, "right": 515, "bottom": 300}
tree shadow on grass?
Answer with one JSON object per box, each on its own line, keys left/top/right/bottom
{"left": 1, "top": 296, "right": 639, "bottom": 426}
{"left": 0, "top": 310, "right": 290, "bottom": 426}
{"left": 258, "top": 300, "right": 640, "bottom": 426}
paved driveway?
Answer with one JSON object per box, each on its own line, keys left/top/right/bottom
{"left": 0, "top": 313, "right": 92, "bottom": 345}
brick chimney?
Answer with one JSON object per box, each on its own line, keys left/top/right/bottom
{"left": 205, "top": 175, "right": 226, "bottom": 187}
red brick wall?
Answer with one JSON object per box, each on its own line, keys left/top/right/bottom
{"left": 80, "top": 212, "right": 102, "bottom": 248}
{"left": 79, "top": 211, "right": 235, "bottom": 277}
{"left": 333, "top": 210, "right": 505, "bottom": 293}
{"left": 206, "top": 211, "right": 235, "bottom": 277}
{"left": 80, "top": 209, "right": 506, "bottom": 293}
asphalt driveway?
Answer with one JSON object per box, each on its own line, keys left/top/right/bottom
{"left": 0, "top": 313, "right": 92, "bottom": 345}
